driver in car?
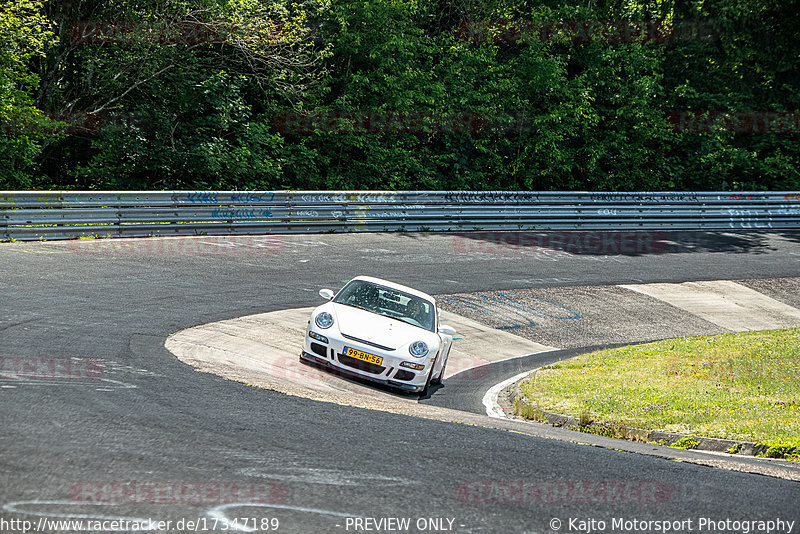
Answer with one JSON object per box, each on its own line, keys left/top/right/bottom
{"left": 352, "top": 284, "right": 380, "bottom": 309}
{"left": 405, "top": 299, "right": 432, "bottom": 329}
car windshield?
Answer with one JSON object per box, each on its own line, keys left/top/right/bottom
{"left": 334, "top": 280, "right": 435, "bottom": 331}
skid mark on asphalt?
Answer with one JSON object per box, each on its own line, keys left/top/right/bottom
{"left": 0, "top": 378, "right": 136, "bottom": 391}
{"left": 237, "top": 466, "right": 412, "bottom": 486}
{"left": 438, "top": 293, "right": 580, "bottom": 330}
{"left": 0, "top": 356, "right": 142, "bottom": 391}
{"left": 619, "top": 280, "right": 800, "bottom": 331}
{"left": 438, "top": 285, "right": 724, "bottom": 349}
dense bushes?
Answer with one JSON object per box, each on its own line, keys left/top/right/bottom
{"left": 2, "top": 0, "right": 798, "bottom": 191}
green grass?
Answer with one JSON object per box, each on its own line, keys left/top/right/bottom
{"left": 516, "top": 328, "right": 800, "bottom": 455}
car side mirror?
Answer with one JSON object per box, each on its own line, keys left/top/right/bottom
{"left": 439, "top": 325, "right": 457, "bottom": 336}
{"left": 319, "top": 289, "right": 334, "bottom": 300}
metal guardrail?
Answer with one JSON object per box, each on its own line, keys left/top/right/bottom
{"left": 1, "top": 190, "right": 799, "bottom": 241}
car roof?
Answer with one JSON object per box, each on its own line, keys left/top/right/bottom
{"left": 349, "top": 276, "right": 436, "bottom": 304}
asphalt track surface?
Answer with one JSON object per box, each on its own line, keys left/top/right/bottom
{"left": 2, "top": 230, "right": 800, "bottom": 534}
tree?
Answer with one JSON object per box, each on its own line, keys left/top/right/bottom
{"left": 39, "top": 0, "right": 330, "bottom": 188}
{"left": 0, "top": 0, "right": 58, "bottom": 187}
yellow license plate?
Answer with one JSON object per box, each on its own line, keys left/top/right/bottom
{"left": 344, "top": 347, "right": 383, "bottom": 366}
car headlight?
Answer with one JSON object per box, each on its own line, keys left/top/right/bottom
{"left": 315, "top": 312, "right": 334, "bottom": 329}
{"left": 408, "top": 341, "right": 428, "bottom": 357}
{"left": 309, "top": 331, "right": 329, "bottom": 343}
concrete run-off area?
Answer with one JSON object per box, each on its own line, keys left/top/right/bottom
{"left": 166, "top": 277, "right": 800, "bottom": 417}
{"left": 165, "top": 308, "right": 555, "bottom": 411}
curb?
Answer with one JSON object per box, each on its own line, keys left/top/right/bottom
{"left": 502, "top": 378, "right": 778, "bottom": 458}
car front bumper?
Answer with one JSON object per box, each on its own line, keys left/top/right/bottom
{"left": 300, "top": 351, "right": 425, "bottom": 393}
{"left": 301, "top": 328, "right": 433, "bottom": 393}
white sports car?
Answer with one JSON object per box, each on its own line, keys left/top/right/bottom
{"left": 301, "top": 276, "right": 457, "bottom": 395}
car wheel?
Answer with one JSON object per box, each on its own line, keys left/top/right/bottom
{"left": 420, "top": 367, "right": 435, "bottom": 397}
{"left": 431, "top": 357, "right": 447, "bottom": 386}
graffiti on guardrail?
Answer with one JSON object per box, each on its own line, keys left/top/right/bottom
{"left": 728, "top": 193, "right": 755, "bottom": 201}
{"left": 293, "top": 207, "right": 422, "bottom": 220}
{"left": 185, "top": 192, "right": 275, "bottom": 204}
{"left": 727, "top": 209, "right": 773, "bottom": 229}
{"left": 589, "top": 192, "right": 700, "bottom": 203}
{"left": 453, "top": 231, "right": 669, "bottom": 255}
{"left": 439, "top": 293, "right": 580, "bottom": 330}
{"left": 364, "top": 211, "right": 408, "bottom": 219}
{"left": 4, "top": 191, "right": 797, "bottom": 242}
{"left": 299, "top": 193, "right": 398, "bottom": 204}
{"left": 294, "top": 210, "right": 319, "bottom": 218}
{"left": 211, "top": 208, "right": 272, "bottom": 219}
{"left": 769, "top": 208, "right": 800, "bottom": 216}
{"left": 443, "top": 191, "right": 541, "bottom": 203}
{"left": 187, "top": 192, "right": 219, "bottom": 203}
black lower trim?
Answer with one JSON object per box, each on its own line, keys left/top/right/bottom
{"left": 393, "top": 369, "right": 415, "bottom": 381}
{"left": 310, "top": 342, "right": 327, "bottom": 358}
{"left": 300, "top": 352, "right": 423, "bottom": 393}
{"left": 337, "top": 353, "right": 386, "bottom": 374}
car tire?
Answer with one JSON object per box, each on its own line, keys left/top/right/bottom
{"left": 420, "top": 367, "right": 435, "bottom": 397}
{"left": 431, "top": 357, "right": 447, "bottom": 386}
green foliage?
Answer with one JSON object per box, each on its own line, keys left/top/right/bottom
{"left": 4, "top": 0, "right": 800, "bottom": 190}
{"left": 671, "top": 435, "right": 700, "bottom": 449}
{"left": 756, "top": 441, "right": 800, "bottom": 460}
{"left": 0, "top": 0, "right": 59, "bottom": 187}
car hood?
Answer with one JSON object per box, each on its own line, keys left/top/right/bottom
{"left": 329, "top": 303, "right": 435, "bottom": 350}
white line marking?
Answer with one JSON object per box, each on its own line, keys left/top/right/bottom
{"left": 0, "top": 378, "right": 136, "bottom": 389}
{"left": 482, "top": 369, "right": 539, "bottom": 419}
{"left": 206, "top": 503, "right": 362, "bottom": 532}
